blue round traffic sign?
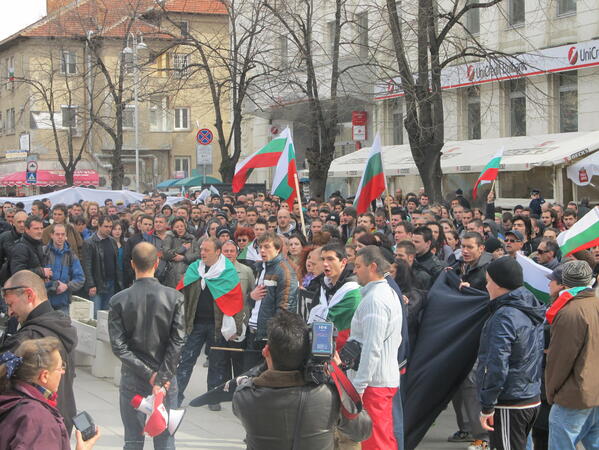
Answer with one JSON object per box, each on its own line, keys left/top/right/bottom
{"left": 196, "top": 128, "right": 213, "bottom": 145}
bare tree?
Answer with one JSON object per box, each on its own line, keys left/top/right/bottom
{"left": 385, "top": 0, "right": 502, "bottom": 202}
{"left": 17, "top": 43, "right": 95, "bottom": 186}
{"left": 158, "top": 0, "right": 272, "bottom": 183}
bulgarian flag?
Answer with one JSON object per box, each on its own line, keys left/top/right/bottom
{"left": 307, "top": 282, "right": 361, "bottom": 350}
{"left": 516, "top": 253, "right": 551, "bottom": 304}
{"left": 232, "top": 128, "right": 292, "bottom": 193}
{"left": 472, "top": 148, "right": 503, "bottom": 200}
{"left": 353, "top": 133, "right": 387, "bottom": 214}
{"left": 176, "top": 254, "right": 243, "bottom": 316}
{"left": 557, "top": 207, "right": 599, "bottom": 256}
{"left": 270, "top": 128, "right": 298, "bottom": 208}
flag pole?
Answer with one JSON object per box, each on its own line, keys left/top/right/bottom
{"left": 294, "top": 173, "right": 307, "bottom": 238}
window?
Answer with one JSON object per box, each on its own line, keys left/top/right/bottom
{"left": 0, "top": 112, "right": 3, "bottom": 135}
{"left": 392, "top": 100, "right": 403, "bottom": 145}
{"left": 557, "top": 0, "right": 576, "bottom": 16}
{"left": 173, "top": 54, "right": 189, "bottom": 78}
{"left": 174, "top": 107, "right": 189, "bottom": 130}
{"left": 5, "top": 108, "right": 15, "bottom": 133}
{"left": 61, "top": 106, "right": 77, "bottom": 128}
{"left": 150, "top": 96, "right": 169, "bottom": 131}
{"left": 61, "top": 51, "right": 77, "bottom": 75}
{"left": 356, "top": 12, "right": 369, "bottom": 59}
{"left": 177, "top": 21, "right": 190, "bottom": 38}
{"left": 508, "top": 78, "right": 526, "bottom": 136}
{"left": 466, "top": 0, "right": 480, "bottom": 35}
{"left": 327, "top": 20, "right": 336, "bottom": 56}
{"left": 508, "top": 0, "right": 525, "bottom": 26}
{"left": 467, "top": 86, "right": 481, "bottom": 140}
{"left": 5, "top": 56, "right": 14, "bottom": 90}
{"left": 278, "top": 36, "right": 288, "bottom": 69}
{"left": 123, "top": 105, "right": 135, "bottom": 129}
{"left": 175, "top": 157, "right": 190, "bottom": 177}
{"left": 558, "top": 71, "right": 577, "bottom": 132}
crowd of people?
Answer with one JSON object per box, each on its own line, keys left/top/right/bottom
{"left": 0, "top": 184, "right": 597, "bottom": 450}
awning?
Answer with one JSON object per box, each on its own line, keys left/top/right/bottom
{"left": 0, "top": 169, "right": 99, "bottom": 187}
{"left": 155, "top": 178, "right": 180, "bottom": 189}
{"left": 328, "top": 132, "right": 599, "bottom": 178}
{"left": 173, "top": 175, "right": 222, "bottom": 187}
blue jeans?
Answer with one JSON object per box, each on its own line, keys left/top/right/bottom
{"left": 548, "top": 404, "right": 599, "bottom": 450}
{"left": 392, "top": 388, "right": 404, "bottom": 450}
{"left": 119, "top": 366, "right": 178, "bottom": 450}
{"left": 176, "top": 322, "right": 216, "bottom": 406}
{"left": 91, "top": 280, "right": 115, "bottom": 318}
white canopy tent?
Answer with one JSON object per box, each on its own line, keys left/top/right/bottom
{"left": 328, "top": 132, "right": 599, "bottom": 204}
{"left": 0, "top": 187, "right": 185, "bottom": 212}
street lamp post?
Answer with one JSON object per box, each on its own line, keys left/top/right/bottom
{"left": 122, "top": 33, "right": 147, "bottom": 193}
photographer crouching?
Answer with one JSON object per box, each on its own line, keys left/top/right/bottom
{"left": 232, "top": 310, "right": 371, "bottom": 449}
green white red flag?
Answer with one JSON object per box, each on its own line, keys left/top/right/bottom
{"left": 557, "top": 206, "right": 599, "bottom": 256}
{"left": 232, "top": 128, "right": 291, "bottom": 193}
{"left": 270, "top": 128, "right": 298, "bottom": 208}
{"left": 516, "top": 253, "right": 551, "bottom": 304}
{"left": 472, "top": 148, "right": 503, "bottom": 199}
{"left": 353, "top": 133, "right": 387, "bottom": 214}
{"left": 176, "top": 254, "right": 243, "bottom": 316}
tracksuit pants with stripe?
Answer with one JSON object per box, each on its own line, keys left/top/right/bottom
{"left": 490, "top": 406, "right": 540, "bottom": 450}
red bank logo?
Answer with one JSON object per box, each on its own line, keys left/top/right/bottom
{"left": 467, "top": 65, "right": 475, "bottom": 81}
{"left": 579, "top": 168, "right": 589, "bottom": 184}
{"left": 568, "top": 46, "right": 578, "bottom": 65}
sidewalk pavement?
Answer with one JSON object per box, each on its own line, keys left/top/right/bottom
{"left": 74, "top": 354, "right": 467, "bottom": 450}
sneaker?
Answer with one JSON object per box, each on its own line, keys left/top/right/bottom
{"left": 467, "top": 440, "right": 489, "bottom": 450}
{"left": 208, "top": 403, "right": 221, "bottom": 412}
{"left": 448, "top": 431, "right": 473, "bottom": 442}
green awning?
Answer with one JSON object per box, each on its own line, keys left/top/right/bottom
{"left": 155, "top": 178, "right": 180, "bottom": 189}
{"left": 172, "top": 175, "right": 222, "bottom": 187}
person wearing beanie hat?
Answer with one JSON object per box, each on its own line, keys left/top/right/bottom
{"left": 216, "top": 225, "right": 231, "bottom": 243}
{"left": 476, "top": 256, "right": 545, "bottom": 450}
{"left": 545, "top": 260, "right": 599, "bottom": 449}
{"left": 484, "top": 237, "right": 505, "bottom": 260}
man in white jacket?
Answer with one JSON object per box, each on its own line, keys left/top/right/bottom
{"left": 349, "top": 245, "right": 403, "bottom": 450}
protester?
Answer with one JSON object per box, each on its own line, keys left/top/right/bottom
{"left": 43, "top": 223, "right": 86, "bottom": 314}
{"left": 162, "top": 217, "right": 199, "bottom": 288}
{"left": 0, "top": 270, "right": 78, "bottom": 433}
{"left": 42, "top": 204, "right": 84, "bottom": 257}
{"left": 349, "top": 245, "right": 403, "bottom": 450}
{"left": 9, "top": 215, "right": 50, "bottom": 281}
{"left": 545, "top": 260, "right": 599, "bottom": 449}
{"left": 108, "top": 242, "right": 185, "bottom": 449}
{"left": 478, "top": 257, "right": 545, "bottom": 450}
{"left": 0, "top": 337, "right": 100, "bottom": 449}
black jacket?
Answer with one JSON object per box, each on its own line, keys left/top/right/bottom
{"left": 0, "top": 301, "right": 78, "bottom": 433}
{"left": 414, "top": 251, "right": 446, "bottom": 285}
{"left": 0, "top": 226, "right": 22, "bottom": 282}
{"left": 450, "top": 251, "right": 493, "bottom": 291}
{"left": 108, "top": 277, "right": 186, "bottom": 386}
{"left": 233, "top": 369, "right": 371, "bottom": 450}
{"left": 476, "top": 287, "right": 545, "bottom": 414}
{"left": 81, "top": 233, "right": 123, "bottom": 293}
{"left": 9, "top": 233, "right": 45, "bottom": 279}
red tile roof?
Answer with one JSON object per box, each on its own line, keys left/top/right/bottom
{"left": 2, "top": 0, "right": 226, "bottom": 43}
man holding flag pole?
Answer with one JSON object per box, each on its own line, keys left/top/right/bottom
{"left": 473, "top": 148, "right": 504, "bottom": 200}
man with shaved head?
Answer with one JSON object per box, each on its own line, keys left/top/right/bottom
{"left": 0, "top": 270, "right": 78, "bottom": 433}
{"left": 108, "top": 242, "right": 185, "bottom": 449}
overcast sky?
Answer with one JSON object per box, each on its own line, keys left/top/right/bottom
{"left": 1, "top": 0, "right": 46, "bottom": 41}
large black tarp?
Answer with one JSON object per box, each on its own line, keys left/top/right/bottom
{"left": 403, "top": 270, "right": 490, "bottom": 450}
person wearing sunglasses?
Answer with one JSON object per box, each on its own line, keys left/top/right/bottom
{"left": 0, "top": 337, "right": 100, "bottom": 449}
{"left": 504, "top": 230, "right": 525, "bottom": 259}
{"left": 0, "top": 270, "right": 78, "bottom": 434}
{"left": 534, "top": 239, "right": 560, "bottom": 270}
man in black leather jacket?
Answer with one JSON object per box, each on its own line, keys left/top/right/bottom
{"left": 108, "top": 242, "right": 186, "bottom": 450}
{"left": 233, "top": 311, "right": 371, "bottom": 450}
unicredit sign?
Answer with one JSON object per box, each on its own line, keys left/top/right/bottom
{"left": 375, "top": 38, "right": 599, "bottom": 100}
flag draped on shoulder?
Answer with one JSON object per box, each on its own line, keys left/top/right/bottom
{"left": 472, "top": 148, "right": 503, "bottom": 200}
{"left": 353, "top": 133, "right": 387, "bottom": 214}
{"left": 232, "top": 128, "right": 292, "bottom": 193}
{"left": 270, "top": 129, "right": 298, "bottom": 208}
{"left": 516, "top": 253, "right": 551, "bottom": 304}
{"left": 557, "top": 207, "right": 599, "bottom": 256}
{"left": 176, "top": 254, "right": 243, "bottom": 317}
